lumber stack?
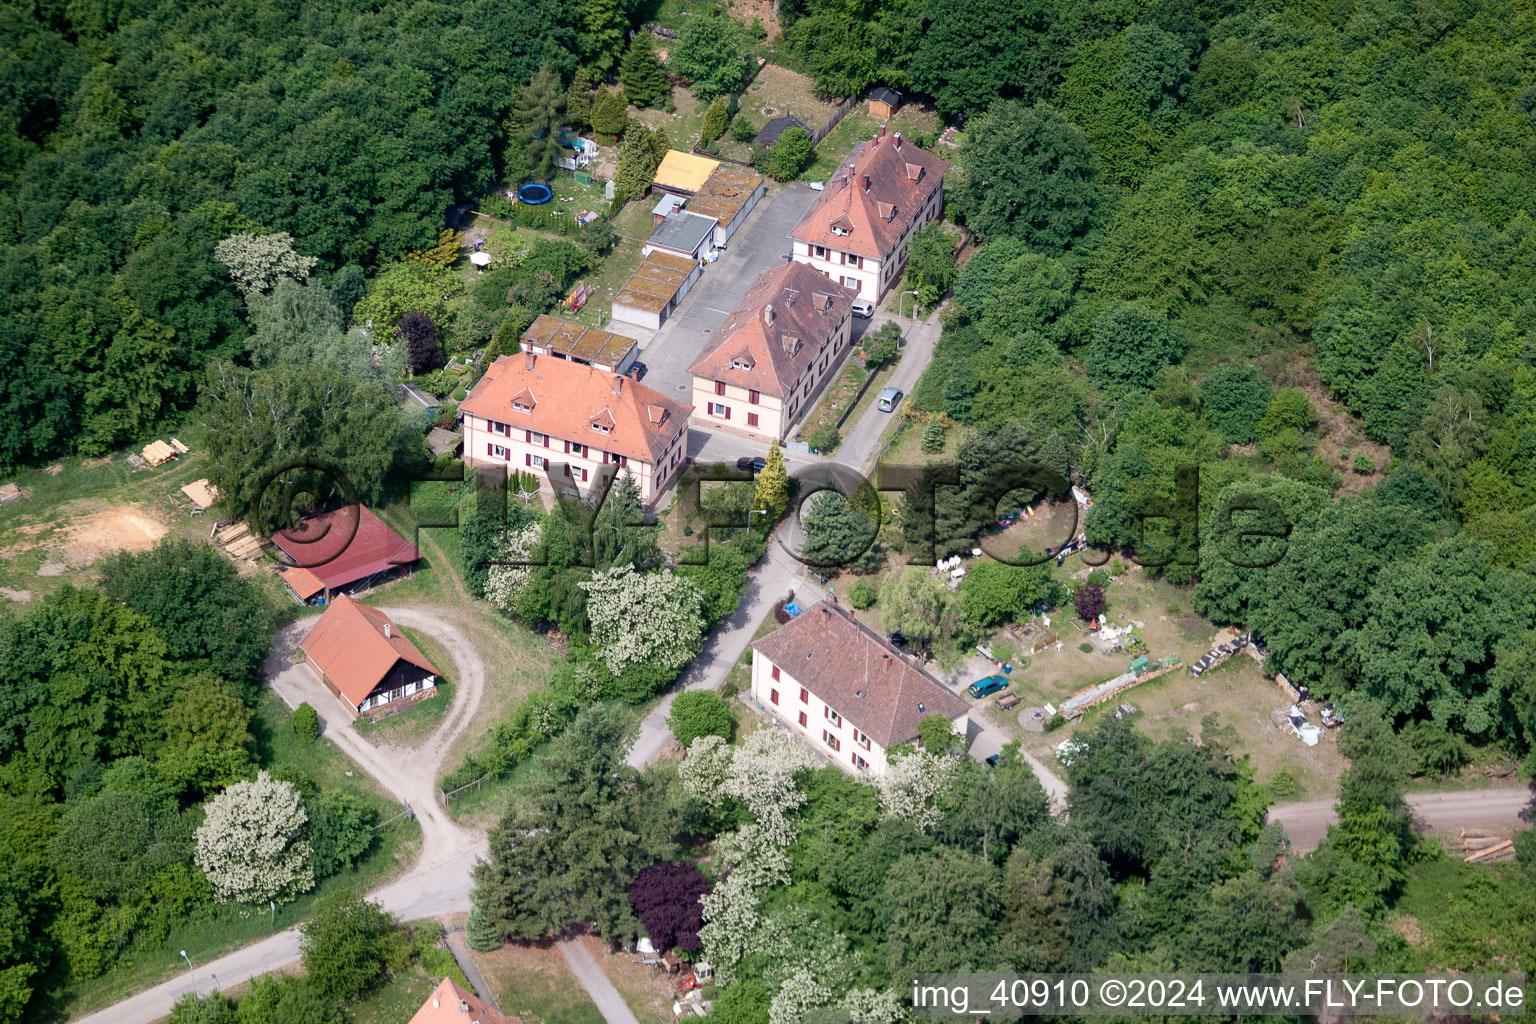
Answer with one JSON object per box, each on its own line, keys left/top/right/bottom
{"left": 1459, "top": 828, "right": 1516, "bottom": 863}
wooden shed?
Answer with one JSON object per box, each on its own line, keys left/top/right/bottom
{"left": 868, "top": 86, "right": 902, "bottom": 119}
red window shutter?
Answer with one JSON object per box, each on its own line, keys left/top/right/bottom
{"left": 771, "top": 665, "right": 780, "bottom": 681}
{"left": 749, "top": 389, "right": 759, "bottom": 404}
{"left": 564, "top": 440, "right": 570, "bottom": 454}
{"left": 723, "top": 407, "right": 731, "bottom": 421}
{"left": 620, "top": 455, "right": 628, "bottom": 468}
{"left": 487, "top": 443, "right": 494, "bottom": 456}
{"left": 716, "top": 380, "right": 726, "bottom": 396}
{"left": 770, "top": 689, "right": 779, "bottom": 705}
{"left": 799, "top": 711, "right": 807, "bottom": 727}
{"left": 543, "top": 434, "right": 550, "bottom": 448}
{"left": 525, "top": 453, "right": 531, "bottom": 466}
{"left": 504, "top": 448, "right": 510, "bottom": 461}
{"left": 525, "top": 429, "right": 531, "bottom": 443}
{"left": 799, "top": 687, "right": 808, "bottom": 703}
{"left": 581, "top": 468, "right": 589, "bottom": 482}
{"left": 747, "top": 413, "right": 759, "bottom": 427}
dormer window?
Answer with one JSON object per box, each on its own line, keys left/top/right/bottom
{"left": 510, "top": 387, "right": 536, "bottom": 412}
{"left": 831, "top": 225, "right": 850, "bottom": 237}
{"left": 729, "top": 358, "right": 753, "bottom": 371}
{"left": 591, "top": 422, "right": 612, "bottom": 434}
{"left": 512, "top": 401, "right": 531, "bottom": 412}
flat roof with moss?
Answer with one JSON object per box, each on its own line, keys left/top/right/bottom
{"left": 613, "top": 251, "right": 698, "bottom": 314}
{"left": 520, "top": 314, "right": 637, "bottom": 367}
{"left": 687, "top": 166, "right": 766, "bottom": 230}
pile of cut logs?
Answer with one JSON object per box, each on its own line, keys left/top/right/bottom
{"left": 1459, "top": 828, "right": 1515, "bottom": 864}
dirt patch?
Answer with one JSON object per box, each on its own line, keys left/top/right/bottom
{"left": 37, "top": 561, "right": 67, "bottom": 577}
{"left": 579, "top": 934, "right": 678, "bottom": 1021}
{"left": 0, "top": 587, "right": 32, "bottom": 601}
{"left": 1274, "top": 358, "right": 1392, "bottom": 494}
{"left": 741, "top": 64, "right": 841, "bottom": 126}
{"left": 725, "top": 0, "right": 778, "bottom": 37}
{"left": 59, "top": 506, "right": 169, "bottom": 566}
{"left": 1389, "top": 914, "right": 1425, "bottom": 946}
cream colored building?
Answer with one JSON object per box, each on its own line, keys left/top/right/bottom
{"left": 460, "top": 352, "right": 691, "bottom": 507}
{"left": 689, "top": 261, "right": 857, "bottom": 442}
{"left": 750, "top": 600, "right": 969, "bottom": 775}
{"left": 790, "top": 128, "right": 949, "bottom": 302}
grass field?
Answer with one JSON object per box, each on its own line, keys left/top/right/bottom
{"left": 798, "top": 361, "right": 869, "bottom": 449}
{"left": 470, "top": 940, "right": 607, "bottom": 1024}
{"left": 804, "top": 103, "right": 944, "bottom": 181}
{"left": 349, "top": 963, "right": 445, "bottom": 1024}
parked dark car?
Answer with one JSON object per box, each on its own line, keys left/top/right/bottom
{"left": 627, "top": 361, "right": 648, "bottom": 381}
{"left": 737, "top": 456, "right": 767, "bottom": 472}
{"left": 967, "top": 674, "right": 1009, "bottom": 699}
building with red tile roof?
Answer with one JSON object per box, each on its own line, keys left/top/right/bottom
{"left": 751, "top": 599, "right": 969, "bottom": 774}
{"left": 298, "top": 595, "right": 440, "bottom": 716}
{"left": 271, "top": 504, "right": 419, "bottom": 604}
{"left": 409, "top": 978, "right": 520, "bottom": 1024}
{"left": 460, "top": 352, "right": 691, "bottom": 506}
{"left": 689, "top": 261, "right": 857, "bottom": 441}
{"left": 790, "top": 127, "right": 949, "bottom": 301}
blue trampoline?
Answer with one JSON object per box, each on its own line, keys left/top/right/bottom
{"left": 517, "top": 183, "right": 552, "bottom": 204}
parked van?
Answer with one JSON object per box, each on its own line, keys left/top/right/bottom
{"left": 877, "top": 387, "right": 903, "bottom": 412}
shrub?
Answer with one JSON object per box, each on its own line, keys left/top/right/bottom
{"left": 846, "top": 577, "right": 878, "bottom": 608}
{"left": 1078, "top": 642, "right": 1094, "bottom": 653}
{"left": 300, "top": 891, "right": 406, "bottom": 1002}
{"left": 1044, "top": 713, "right": 1066, "bottom": 732}
{"left": 701, "top": 95, "right": 730, "bottom": 142}
{"left": 1352, "top": 451, "right": 1375, "bottom": 474}
{"left": 666, "top": 691, "right": 736, "bottom": 746}
{"left": 764, "top": 126, "right": 813, "bottom": 181}
{"left": 730, "top": 114, "right": 757, "bottom": 142}
{"left": 292, "top": 702, "right": 320, "bottom": 743}
{"left": 1267, "top": 766, "right": 1301, "bottom": 800}
{"left": 806, "top": 423, "right": 840, "bottom": 452}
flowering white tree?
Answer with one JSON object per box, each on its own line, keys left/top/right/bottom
{"left": 214, "top": 232, "right": 318, "bottom": 296}
{"left": 678, "top": 735, "right": 734, "bottom": 806}
{"left": 484, "top": 520, "right": 542, "bottom": 615}
{"left": 876, "top": 748, "right": 960, "bottom": 832}
{"left": 698, "top": 730, "right": 814, "bottom": 983}
{"left": 843, "top": 988, "right": 908, "bottom": 1023}
{"left": 579, "top": 565, "right": 705, "bottom": 676}
{"left": 194, "top": 771, "right": 315, "bottom": 905}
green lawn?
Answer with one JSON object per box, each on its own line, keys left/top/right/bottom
{"left": 56, "top": 689, "right": 422, "bottom": 1020}
{"left": 472, "top": 940, "right": 608, "bottom": 1024}
{"left": 349, "top": 963, "right": 445, "bottom": 1024}
{"left": 804, "top": 102, "right": 945, "bottom": 181}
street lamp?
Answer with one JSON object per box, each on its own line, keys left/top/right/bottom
{"left": 898, "top": 289, "right": 920, "bottom": 324}
{"left": 179, "top": 950, "right": 194, "bottom": 988}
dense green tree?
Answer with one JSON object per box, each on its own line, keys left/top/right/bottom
{"left": 951, "top": 102, "right": 1098, "bottom": 248}
{"left": 470, "top": 707, "right": 676, "bottom": 942}
{"left": 906, "top": 0, "right": 1057, "bottom": 118}
{"left": 308, "top": 790, "right": 379, "bottom": 880}
{"left": 98, "top": 539, "right": 278, "bottom": 692}
{"left": 620, "top": 35, "right": 667, "bottom": 109}
{"left": 1199, "top": 363, "right": 1271, "bottom": 445}
{"left": 669, "top": 11, "right": 752, "bottom": 101}
{"left": 879, "top": 567, "right": 959, "bottom": 649}
{"left": 701, "top": 96, "right": 730, "bottom": 142}
{"left": 883, "top": 846, "right": 1000, "bottom": 978}
{"left": 905, "top": 223, "right": 957, "bottom": 306}
{"left": 958, "top": 562, "right": 1058, "bottom": 631}
{"left": 667, "top": 691, "right": 736, "bottom": 746}
{"left": 1087, "top": 302, "right": 1183, "bottom": 393}
{"left": 157, "top": 677, "right": 257, "bottom": 796}
{"left": 799, "top": 491, "right": 880, "bottom": 570}
{"left": 764, "top": 127, "right": 813, "bottom": 182}
{"left": 299, "top": 891, "right": 402, "bottom": 1002}
{"left": 591, "top": 88, "right": 629, "bottom": 136}
{"left": 168, "top": 992, "right": 238, "bottom": 1024}
{"left": 578, "top": 0, "right": 627, "bottom": 78}
{"left": 515, "top": 63, "right": 568, "bottom": 183}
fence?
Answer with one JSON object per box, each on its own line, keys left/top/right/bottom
{"left": 834, "top": 365, "right": 883, "bottom": 431}
{"left": 375, "top": 802, "right": 416, "bottom": 830}
{"left": 810, "top": 95, "right": 858, "bottom": 147}
{"left": 438, "top": 768, "right": 512, "bottom": 808}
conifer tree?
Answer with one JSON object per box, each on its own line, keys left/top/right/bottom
{"left": 620, "top": 34, "right": 667, "bottom": 108}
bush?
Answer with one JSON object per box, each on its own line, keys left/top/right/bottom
{"left": 1078, "top": 642, "right": 1094, "bottom": 653}
{"left": 846, "top": 577, "right": 877, "bottom": 608}
{"left": 1044, "top": 713, "right": 1066, "bottom": 732}
{"left": 1352, "top": 451, "right": 1375, "bottom": 474}
{"left": 666, "top": 691, "right": 736, "bottom": 746}
{"left": 806, "top": 423, "right": 840, "bottom": 452}
{"left": 701, "top": 95, "right": 730, "bottom": 142}
{"left": 764, "top": 126, "right": 813, "bottom": 181}
{"left": 300, "top": 891, "right": 406, "bottom": 1002}
{"left": 292, "top": 702, "right": 320, "bottom": 742}
{"left": 1267, "top": 766, "right": 1301, "bottom": 800}
{"left": 730, "top": 114, "right": 757, "bottom": 142}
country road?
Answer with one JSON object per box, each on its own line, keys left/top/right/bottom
{"left": 1270, "top": 785, "right": 1534, "bottom": 853}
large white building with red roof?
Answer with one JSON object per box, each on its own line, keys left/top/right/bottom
{"left": 789, "top": 127, "right": 949, "bottom": 302}
{"left": 751, "top": 599, "right": 969, "bottom": 775}
{"left": 688, "top": 261, "right": 857, "bottom": 442}
{"left": 460, "top": 351, "right": 691, "bottom": 506}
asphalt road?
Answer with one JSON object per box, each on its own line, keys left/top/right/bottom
{"left": 638, "top": 182, "right": 820, "bottom": 408}
{"left": 1269, "top": 784, "right": 1534, "bottom": 853}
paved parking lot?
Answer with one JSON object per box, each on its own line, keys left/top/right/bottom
{"left": 636, "top": 183, "right": 820, "bottom": 403}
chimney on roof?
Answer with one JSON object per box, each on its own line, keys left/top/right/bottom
{"left": 894, "top": 132, "right": 902, "bottom": 150}
{"left": 384, "top": 622, "right": 391, "bottom": 639}
{"left": 460, "top": 999, "right": 470, "bottom": 1013}
{"left": 612, "top": 374, "right": 623, "bottom": 395}
{"left": 525, "top": 350, "right": 535, "bottom": 371}
{"left": 861, "top": 174, "right": 871, "bottom": 193}
{"left": 763, "top": 303, "right": 775, "bottom": 326}
{"left": 872, "top": 131, "right": 880, "bottom": 147}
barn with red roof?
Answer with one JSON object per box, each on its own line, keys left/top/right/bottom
{"left": 274, "top": 504, "right": 419, "bottom": 605}
{"left": 298, "top": 595, "right": 441, "bottom": 717}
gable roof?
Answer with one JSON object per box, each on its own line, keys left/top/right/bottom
{"left": 281, "top": 566, "right": 325, "bottom": 601}
{"left": 869, "top": 86, "right": 901, "bottom": 106}
{"left": 270, "top": 505, "right": 420, "bottom": 591}
{"left": 752, "top": 599, "right": 968, "bottom": 748}
{"left": 688, "top": 261, "right": 856, "bottom": 397}
{"left": 461, "top": 353, "right": 690, "bottom": 463}
{"left": 299, "top": 595, "right": 439, "bottom": 708}
{"left": 409, "top": 978, "right": 521, "bottom": 1024}
{"left": 653, "top": 150, "right": 719, "bottom": 194}
{"left": 790, "top": 130, "right": 949, "bottom": 259}
{"left": 755, "top": 114, "right": 809, "bottom": 146}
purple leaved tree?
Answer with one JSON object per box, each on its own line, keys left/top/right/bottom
{"left": 627, "top": 861, "right": 711, "bottom": 954}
